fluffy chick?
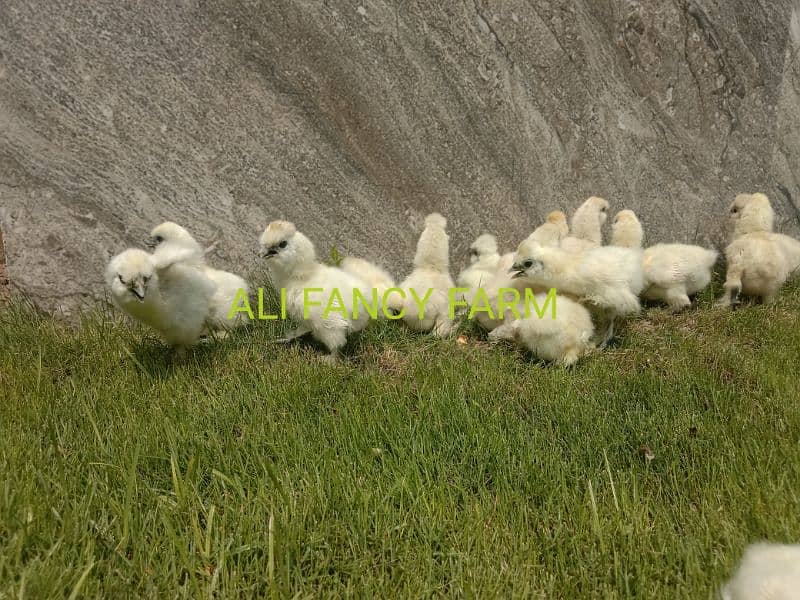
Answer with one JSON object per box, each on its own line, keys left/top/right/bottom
{"left": 148, "top": 221, "right": 250, "bottom": 332}
{"left": 396, "top": 213, "right": 455, "bottom": 337}
{"left": 491, "top": 212, "right": 569, "bottom": 276}
{"left": 612, "top": 210, "right": 718, "bottom": 312}
{"left": 488, "top": 293, "right": 594, "bottom": 366}
{"left": 528, "top": 210, "right": 570, "bottom": 247}
{"left": 720, "top": 193, "right": 800, "bottom": 306}
{"left": 106, "top": 248, "right": 216, "bottom": 354}
{"left": 511, "top": 239, "right": 643, "bottom": 346}
{"left": 457, "top": 233, "right": 501, "bottom": 290}
{"left": 561, "top": 196, "right": 609, "bottom": 254}
{"left": 610, "top": 209, "right": 644, "bottom": 249}
{"left": 722, "top": 542, "right": 800, "bottom": 600}
{"left": 259, "top": 221, "right": 372, "bottom": 360}
{"left": 340, "top": 256, "right": 396, "bottom": 299}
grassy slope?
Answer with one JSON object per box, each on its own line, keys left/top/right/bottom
{"left": 1, "top": 281, "right": 799, "bottom": 599}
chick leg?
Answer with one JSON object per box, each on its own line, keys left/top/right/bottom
{"left": 665, "top": 287, "right": 691, "bottom": 313}
{"left": 719, "top": 262, "right": 743, "bottom": 308}
{"left": 315, "top": 325, "right": 348, "bottom": 363}
{"left": 597, "top": 316, "right": 615, "bottom": 349}
{"left": 433, "top": 316, "right": 455, "bottom": 338}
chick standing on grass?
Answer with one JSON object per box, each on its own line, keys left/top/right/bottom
{"left": 722, "top": 542, "right": 800, "bottom": 600}
{"left": 719, "top": 193, "right": 800, "bottom": 306}
{"left": 511, "top": 238, "right": 643, "bottom": 346}
{"left": 105, "top": 248, "right": 216, "bottom": 356}
{"left": 396, "top": 213, "right": 455, "bottom": 337}
{"left": 340, "top": 256, "right": 396, "bottom": 300}
{"left": 488, "top": 293, "right": 594, "bottom": 366}
{"left": 561, "top": 196, "right": 609, "bottom": 254}
{"left": 611, "top": 210, "right": 718, "bottom": 312}
{"left": 147, "top": 221, "right": 250, "bottom": 332}
{"left": 258, "top": 221, "right": 372, "bottom": 362}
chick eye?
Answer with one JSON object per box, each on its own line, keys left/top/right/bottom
{"left": 523, "top": 260, "right": 534, "bottom": 268}
{"left": 600, "top": 206, "right": 607, "bottom": 212}
{"left": 143, "top": 276, "right": 150, "bottom": 283}
{"left": 155, "top": 235, "right": 164, "bottom": 243}
{"left": 731, "top": 207, "right": 738, "bottom": 213}
{"left": 278, "top": 240, "right": 288, "bottom": 248}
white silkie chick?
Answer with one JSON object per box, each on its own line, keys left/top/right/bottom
{"left": 510, "top": 239, "right": 644, "bottom": 346}
{"left": 258, "top": 221, "right": 372, "bottom": 361}
{"left": 396, "top": 213, "right": 455, "bottom": 337}
{"left": 611, "top": 210, "right": 718, "bottom": 312}
{"left": 147, "top": 222, "right": 250, "bottom": 332}
{"left": 719, "top": 193, "right": 800, "bottom": 306}
{"left": 722, "top": 542, "right": 800, "bottom": 600}
{"left": 528, "top": 210, "right": 570, "bottom": 247}
{"left": 473, "top": 212, "right": 569, "bottom": 331}
{"left": 340, "top": 256, "right": 396, "bottom": 299}
{"left": 457, "top": 233, "right": 501, "bottom": 290}
{"left": 105, "top": 248, "right": 216, "bottom": 355}
{"left": 560, "top": 196, "right": 609, "bottom": 254}
{"left": 493, "top": 210, "right": 570, "bottom": 272}
{"left": 488, "top": 293, "right": 594, "bottom": 366}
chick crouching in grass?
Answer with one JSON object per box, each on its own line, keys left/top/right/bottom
{"left": 258, "top": 220, "right": 373, "bottom": 362}
{"left": 719, "top": 193, "right": 800, "bottom": 306}
{"left": 105, "top": 248, "right": 215, "bottom": 358}
{"left": 488, "top": 291, "right": 594, "bottom": 366}
{"left": 611, "top": 210, "right": 718, "bottom": 312}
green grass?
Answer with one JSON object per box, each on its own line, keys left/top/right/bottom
{"left": 1, "top": 280, "right": 799, "bottom": 598}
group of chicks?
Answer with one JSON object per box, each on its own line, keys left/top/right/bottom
{"left": 106, "top": 192, "right": 800, "bottom": 365}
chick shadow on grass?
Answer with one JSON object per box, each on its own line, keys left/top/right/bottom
{"left": 123, "top": 327, "right": 251, "bottom": 378}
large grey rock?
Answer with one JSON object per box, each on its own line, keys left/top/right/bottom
{"left": 2, "top": 0, "right": 800, "bottom": 315}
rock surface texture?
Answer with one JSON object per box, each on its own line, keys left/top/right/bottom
{"left": 2, "top": 0, "right": 800, "bottom": 314}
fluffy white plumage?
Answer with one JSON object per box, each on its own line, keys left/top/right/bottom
{"left": 106, "top": 248, "right": 216, "bottom": 353}
{"left": 149, "top": 221, "right": 250, "bottom": 332}
{"left": 340, "top": 256, "right": 396, "bottom": 299}
{"left": 529, "top": 210, "right": 570, "bottom": 247}
{"left": 720, "top": 193, "right": 800, "bottom": 306}
{"left": 561, "top": 196, "right": 609, "bottom": 253}
{"left": 259, "top": 220, "right": 372, "bottom": 360}
{"left": 396, "top": 213, "right": 455, "bottom": 337}
{"left": 474, "top": 213, "right": 569, "bottom": 331}
{"left": 611, "top": 210, "right": 718, "bottom": 311}
{"left": 722, "top": 542, "right": 800, "bottom": 600}
{"left": 488, "top": 293, "right": 594, "bottom": 366}
{"left": 457, "top": 233, "right": 501, "bottom": 290}
{"left": 511, "top": 239, "right": 644, "bottom": 345}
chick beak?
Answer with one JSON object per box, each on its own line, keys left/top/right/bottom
{"left": 509, "top": 264, "right": 525, "bottom": 279}
{"left": 131, "top": 283, "right": 146, "bottom": 302}
{"left": 259, "top": 247, "right": 278, "bottom": 259}
{"left": 145, "top": 236, "right": 158, "bottom": 249}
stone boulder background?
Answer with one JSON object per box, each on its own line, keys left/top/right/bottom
{"left": 2, "top": 0, "right": 800, "bottom": 315}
